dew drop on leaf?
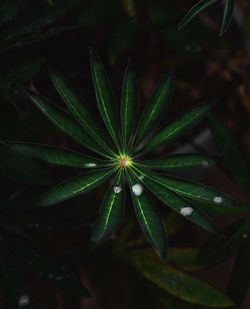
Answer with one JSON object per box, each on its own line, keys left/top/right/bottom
{"left": 113, "top": 186, "right": 122, "bottom": 193}
{"left": 180, "top": 207, "right": 194, "bottom": 216}
{"left": 213, "top": 196, "right": 222, "bottom": 204}
{"left": 243, "top": 233, "right": 248, "bottom": 239}
{"left": 201, "top": 160, "right": 209, "bottom": 167}
{"left": 86, "top": 163, "right": 97, "bottom": 167}
{"left": 139, "top": 175, "right": 144, "bottom": 180}
{"left": 132, "top": 184, "right": 144, "bottom": 196}
{"left": 18, "top": 295, "right": 30, "bottom": 307}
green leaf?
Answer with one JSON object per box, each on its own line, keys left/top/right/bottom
{"left": 227, "top": 240, "right": 250, "bottom": 304}
{"left": 0, "top": 143, "right": 52, "bottom": 185}
{"left": 5, "top": 233, "right": 91, "bottom": 297}
{"left": 134, "top": 167, "right": 248, "bottom": 208}
{"left": 132, "top": 168, "right": 218, "bottom": 233}
{"left": 209, "top": 115, "right": 250, "bottom": 195}
{"left": 126, "top": 170, "right": 167, "bottom": 259}
{"left": 136, "top": 154, "right": 216, "bottom": 170}
{"left": 90, "top": 48, "right": 121, "bottom": 151}
{"left": 25, "top": 89, "right": 112, "bottom": 158}
{"left": 0, "top": 241, "right": 34, "bottom": 308}
{"left": 107, "top": 16, "right": 137, "bottom": 64}
{"left": 132, "top": 71, "right": 174, "bottom": 150}
{"left": 167, "top": 248, "right": 202, "bottom": 272}
{"left": 8, "top": 142, "right": 109, "bottom": 168}
{"left": 120, "top": 59, "right": 138, "bottom": 152}
{"left": 136, "top": 102, "right": 214, "bottom": 156}
{"left": 132, "top": 260, "right": 234, "bottom": 307}
{"left": 38, "top": 166, "right": 116, "bottom": 206}
{"left": 219, "top": 0, "right": 235, "bottom": 36}
{"left": 198, "top": 217, "right": 250, "bottom": 266}
{"left": 178, "top": 0, "right": 219, "bottom": 30}
{"left": 92, "top": 170, "right": 125, "bottom": 244}
{"left": 48, "top": 66, "right": 116, "bottom": 156}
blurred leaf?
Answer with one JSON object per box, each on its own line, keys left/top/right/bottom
{"left": 5, "top": 233, "right": 91, "bottom": 297}
{"left": 121, "top": 0, "right": 136, "bottom": 17}
{"left": 38, "top": 167, "right": 116, "bottom": 206}
{"left": 167, "top": 248, "right": 202, "bottom": 272}
{"left": 108, "top": 16, "right": 137, "bottom": 64}
{"left": 0, "top": 241, "right": 34, "bottom": 308}
{"left": 198, "top": 217, "right": 250, "bottom": 266}
{"left": 0, "top": 0, "right": 30, "bottom": 24}
{"left": 219, "top": 0, "right": 235, "bottom": 36}
{"left": 0, "top": 143, "right": 52, "bottom": 185}
{"left": 120, "top": 59, "right": 138, "bottom": 152}
{"left": 209, "top": 115, "right": 250, "bottom": 196}
{"left": 92, "top": 170, "right": 124, "bottom": 244}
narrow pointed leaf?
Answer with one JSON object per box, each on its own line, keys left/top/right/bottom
{"left": 26, "top": 89, "right": 111, "bottom": 158}
{"left": 8, "top": 142, "right": 109, "bottom": 168}
{"left": 121, "top": 60, "right": 138, "bottom": 152}
{"left": 0, "top": 242, "right": 34, "bottom": 308}
{"left": 136, "top": 154, "right": 216, "bottom": 170}
{"left": 134, "top": 171, "right": 218, "bottom": 233}
{"left": 227, "top": 240, "right": 250, "bottom": 304}
{"left": 126, "top": 170, "right": 167, "bottom": 259}
{"left": 209, "top": 115, "right": 250, "bottom": 195}
{"left": 131, "top": 260, "right": 234, "bottom": 307}
{"left": 178, "top": 0, "right": 219, "bottom": 30}
{"left": 48, "top": 66, "right": 116, "bottom": 155}
{"left": 136, "top": 102, "right": 214, "bottom": 156}
{"left": 92, "top": 170, "right": 125, "bottom": 244}
{"left": 134, "top": 167, "right": 248, "bottom": 208}
{"left": 219, "top": 0, "right": 235, "bottom": 36}
{"left": 198, "top": 217, "right": 250, "bottom": 266}
{"left": 38, "top": 167, "right": 116, "bottom": 206}
{"left": 132, "top": 71, "right": 174, "bottom": 149}
{"left": 5, "top": 233, "right": 91, "bottom": 297}
{"left": 90, "top": 49, "right": 121, "bottom": 150}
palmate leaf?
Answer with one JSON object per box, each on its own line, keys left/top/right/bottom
{"left": 132, "top": 167, "right": 218, "bottom": 233}
{"left": 126, "top": 170, "right": 167, "bottom": 259}
{"left": 134, "top": 167, "right": 248, "bottom": 208}
{"left": 0, "top": 241, "right": 34, "bottom": 308}
{"left": 92, "top": 170, "right": 125, "bottom": 244}
{"left": 5, "top": 233, "right": 91, "bottom": 297}
{"left": 220, "top": 0, "right": 235, "bottom": 36}
{"left": 131, "top": 259, "right": 234, "bottom": 307}
{"left": 7, "top": 142, "right": 109, "bottom": 168}
{"left": 120, "top": 59, "right": 138, "bottom": 152}
{"left": 38, "top": 167, "right": 117, "bottom": 206}
{"left": 198, "top": 217, "right": 250, "bottom": 266}
{"left": 48, "top": 66, "right": 116, "bottom": 156}
{"left": 178, "top": 0, "right": 219, "bottom": 30}
{"left": 135, "top": 102, "right": 214, "bottom": 156}
{"left": 25, "top": 89, "right": 112, "bottom": 158}
{"left": 136, "top": 154, "right": 216, "bottom": 170}
{"left": 132, "top": 71, "right": 174, "bottom": 151}
{"left": 90, "top": 48, "right": 121, "bottom": 151}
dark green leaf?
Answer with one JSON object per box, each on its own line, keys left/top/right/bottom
{"left": 136, "top": 102, "right": 214, "bottom": 156}
{"left": 167, "top": 248, "right": 202, "bottom": 272}
{"left": 0, "top": 143, "right": 52, "bottom": 185}
{"left": 178, "top": 0, "right": 219, "bottom": 30}
{"left": 198, "top": 217, "right": 250, "bottom": 266}
{"left": 5, "top": 233, "right": 91, "bottom": 297}
{"left": 48, "top": 66, "right": 116, "bottom": 156}
{"left": 126, "top": 170, "right": 167, "bottom": 259}
{"left": 136, "top": 154, "right": 216, "bottom": 170}
{"left": 132, "top": 71, "right": 174, "bottom": 150}
{"left": 38, "top": 167, "right": 116, "bottom": 206}
{"left": 0, "top": 241, "right": 34, "bottom": 308}
{"left": 219, "top": 0, "right": 235, "bottom": 36}
{"left": 90, "top": 48, "right": 121, "bottom": 151}
{"left": 132, "top": 168, "right": 218, "bottom": 233}
{"left": 120, "top": 59, "right": 138, "bottom": 152}
{"left": 92, "top": 170, "right": 125, "bottom": 244}
{"left": 209, "top": 115, "right": 250, "bottom": 195}
{"left": 8, "top": 142, "right": 109, "bottom": 168}
{"left": 25, "top": 89, "right": 112, "bottom": 158}
{"left": 132, "top": 260, "right": 234, "bottom": 307}
{"left": 134, "top": 167, "right": 248, "bottom": 208}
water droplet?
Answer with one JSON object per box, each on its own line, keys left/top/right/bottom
{"left": 113, "top": 186, "right": 122, "bottom": 193}
{"left": 18, "top": 295, "right": 30, "bottom": 307}
{"left": 180, "top": 207, "right": 194, "bottom": 216}
{"left": 56, "top": 275, "right": 63, "bottom": 281}
{"left": 132, "top": 184, "right": 144, "bottom": 197}
{"left": 139, "top": 175, "right": 144, "bottom": 180}
{"left": 86, "top": 163, "right": 97, "bottom": 167}
{"left": 213, "top": 196, "right": 222, "bottom": 204}
{"left": 201, "top": 160, "right": 209, "bottom": 167}
{"left": 243, "top": 233, "right": 248, "bottom": 239}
